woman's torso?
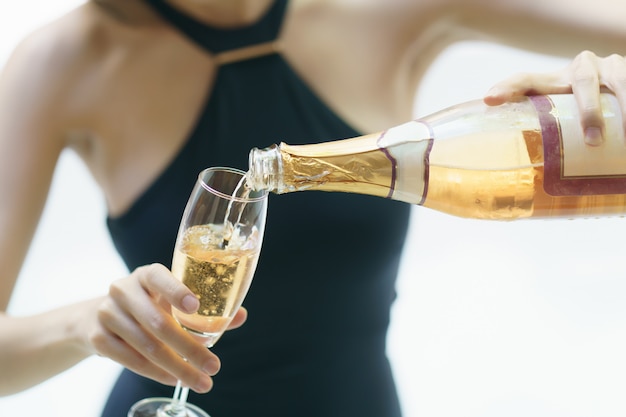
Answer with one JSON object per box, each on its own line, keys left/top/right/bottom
{"left": 30, "top": 0, "right": 447, "bottom": 415}
{"left": 91, "top": 1, "right": 414, "bottom": 416}
{"left": 61, "top": 0, "right": 443, "bottom": 214}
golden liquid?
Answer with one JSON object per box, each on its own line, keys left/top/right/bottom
{"left": 424, "top": 130, "right": 626, "bottom": 220}
{"left": 171, "top": 224, "right": 260, "bottom": 346}
{"left": 278, "top": 130, "right": 626, "bottom": 220}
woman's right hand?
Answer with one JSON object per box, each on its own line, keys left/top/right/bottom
{"left": 82, "top": 263, "right": 247, "bottom": 393}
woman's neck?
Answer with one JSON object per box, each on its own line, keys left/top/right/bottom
{"left": 164, "top": 0, "right": 275, "bottom": 28}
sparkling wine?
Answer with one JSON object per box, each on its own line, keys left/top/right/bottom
{"left": 247, "top": 93, "right": 626, "bottom": 220}
{"left": 171, "top": 223, "right": 261, "bottom": 346}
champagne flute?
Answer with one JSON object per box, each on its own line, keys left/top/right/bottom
{"left": 128, "top": 167, "right": 268, "bottom": 417}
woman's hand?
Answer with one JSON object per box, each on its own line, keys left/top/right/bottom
{"left": 81, "top": 263, "right": 247, "bottom": 393}
{"left": 484, "top": 50, "right": 626, "bottom": 146}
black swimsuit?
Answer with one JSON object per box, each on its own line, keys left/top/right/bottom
{"left": 102, "top": 1, "right": 411, "bottom": 416}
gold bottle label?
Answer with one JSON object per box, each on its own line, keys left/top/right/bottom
{"left": 532, "top": 94, "right": 626, "bottom": 196}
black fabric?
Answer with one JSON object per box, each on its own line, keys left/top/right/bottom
{"left": 103, "top": 1, "right": 411, "bottom": 416}
{"left": 144, "top": 0, "right": 286, "bottom": 53}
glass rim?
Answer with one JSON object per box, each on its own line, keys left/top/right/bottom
{"left": 198, "top": 166, "right": 268, "bottom": 203}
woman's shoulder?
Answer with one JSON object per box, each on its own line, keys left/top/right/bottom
{"left": 11, "top": 1, "right": 162, "bottom": 74}
{"left": 0, "top": 1, "right": 166, "bottom": 136}
{"left": 7, "top": 6, "right": 108, "bottom": 81}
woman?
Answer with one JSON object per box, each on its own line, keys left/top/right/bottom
{"left": 1, "top": 0, "right": 625, "bottom": 416}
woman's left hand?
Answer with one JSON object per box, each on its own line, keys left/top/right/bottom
{"left": 484, "top": 50, "right": 626, "bottom": 146}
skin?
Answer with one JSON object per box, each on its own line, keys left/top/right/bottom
{"left": 1, "top": 0, "right": 626, "bottom": 397}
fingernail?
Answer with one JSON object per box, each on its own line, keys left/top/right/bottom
{"left": 584, "top": 127, "right": 603, "bottom": 146}
{"left": 203, "top": 357, "right": 221, "bottom": 376}
{"left": 195, "top": 376, "right": 213, "bottom": 393}
{"left": 182, "top": 295, "right": 199, "bottom": 313}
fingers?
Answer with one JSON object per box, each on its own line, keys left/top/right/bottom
{"left": 132, "top": 265, "right": 222, "bottom": 373}
{"left": 569, "top": 51, "right": 604, "bottom": 145}
{"left": 88, "top": 263, "right": 252, "bottom": 392}
{"left": 484, "top": 50, "right": 626, "bottom": 146}
{"left": 227, "top": 307, "right": 248, "bottom": 330}
{"left": 89, "top": 300, "right": 180, "bottom": 388}
{"left": 90, "top": 264, "right": 221, "bottom": 392}
{"left": 99, "top": 293, "right": 218, "bottom": 392}
{"left": 562, "top": 51, "right": 626, "bottom": 145}
{"left": 137, "top": 263, "right": 199, "bottom": 314}
{"left": 484, "top": 71, "right": 569, "bottom": 106}
{"left": 601, "top": 54, "right": 626, "bottom": 139}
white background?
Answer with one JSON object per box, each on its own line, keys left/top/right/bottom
{"left": 2, "top": 2, "right": 626, "bottom": 417}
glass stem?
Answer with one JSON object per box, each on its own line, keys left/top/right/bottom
{"left": 174, "top": 380, "right": 190, "bottom": 407}
{"left": 158, "top": 380, "right": 190, "bottom": 417}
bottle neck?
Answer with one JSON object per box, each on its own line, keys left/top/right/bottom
{"left": 247, "top": 144, "right": 283, "bottom": 192}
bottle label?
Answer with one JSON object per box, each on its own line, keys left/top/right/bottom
{"left": 377, "top": 120, "right": 433, "bottom": 204}
{"left": 531, "top": 94, "right": 626, "bottom": 196}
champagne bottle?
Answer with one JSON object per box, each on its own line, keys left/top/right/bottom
{"left": 246, "top": 94, "right": 626, "bottom": 220}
